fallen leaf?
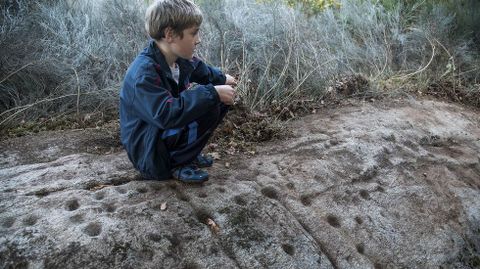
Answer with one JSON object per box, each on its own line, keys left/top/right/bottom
{"left": 206, "top": 218, "right": 220, "bottom": 234}
{"left": 160, "top": 202, "right": 167, "bottom": 211}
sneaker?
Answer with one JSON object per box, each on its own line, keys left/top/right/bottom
{"left": 172, "top": 165, "right": 209, "bottom": 183}
{"left": 193, "top": 154, "right": 214, "bottom": 168}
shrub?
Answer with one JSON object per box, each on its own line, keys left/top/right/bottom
{"left": 199, "top": 0, "right": 479, "bottom": 103}
{"left": 0, "top": 0, "right": 478, "bottom": 131}
{"left": 0, "top": 0, "right": 146, "bottom": 127}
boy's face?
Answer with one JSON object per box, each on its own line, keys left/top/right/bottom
{"left": 171, "top": 26, "right": 201, "bottom": 60}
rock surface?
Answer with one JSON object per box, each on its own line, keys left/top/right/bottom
{"left": 1, "top": 99, "right": 479, "bottom": 268}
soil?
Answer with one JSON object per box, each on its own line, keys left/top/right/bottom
{"left": 1, "top": 97, "right": 479, "bottom": 268}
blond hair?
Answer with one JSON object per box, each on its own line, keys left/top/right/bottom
{"left": 145, "top": 0, "right": 203, "bottom": 40}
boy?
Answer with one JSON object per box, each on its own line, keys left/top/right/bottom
{"left": 120, "top": 0, "right": 237, "bottom": 183}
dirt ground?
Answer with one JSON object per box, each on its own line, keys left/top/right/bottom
{"left": 0, "top": 97, "right": 479, "bottom": 268}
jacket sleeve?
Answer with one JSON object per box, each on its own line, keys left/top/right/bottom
{"left": 132, "top": 73, "right": 220, "bottom": 130}
{"left": 189, "top": 57, "right": 226, "bottom": 85}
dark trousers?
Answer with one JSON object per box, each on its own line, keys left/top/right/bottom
{"left": 162, "top": 103, "right": 228, "bottom": 168}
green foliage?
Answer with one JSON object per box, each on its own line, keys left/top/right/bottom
{"left": 286, "top": 0, "right": 341, "bottom": 15}
{"left": 258, "top": 0, "right": 340, "bottom": 15}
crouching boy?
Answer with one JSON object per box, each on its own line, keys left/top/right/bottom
{"left": 120, "top": 0, "right": 237, "bottom": 183}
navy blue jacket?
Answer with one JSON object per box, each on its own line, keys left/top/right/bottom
{"left": 120, "top": 40, "right": 226, "bottom": 179}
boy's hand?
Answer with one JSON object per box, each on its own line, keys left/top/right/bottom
{"left": 225, "top": 74, "right": 237, "bottom": 86}
{"left": 214, "top": 85, "right": 236, "bottom": 105}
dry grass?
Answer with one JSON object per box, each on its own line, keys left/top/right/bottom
{"left": 0, "top": 0, "right": 478, "bottom": 135}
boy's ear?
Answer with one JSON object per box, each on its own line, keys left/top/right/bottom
{"left": 164, "top": 27, "right": 175, "bottom": 42}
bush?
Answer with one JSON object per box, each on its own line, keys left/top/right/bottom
{"left": 199, "top": 0, "right": 478, "bottom": 106}
{"left": 0, "top": 0, "right": 147, "bottom": 127}
{"left": 0, "top": 0, "right": 479, "bottom": 131}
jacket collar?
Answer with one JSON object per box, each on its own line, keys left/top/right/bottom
{"left": 148, "top": 39, "right": 194, "bottom": 76}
